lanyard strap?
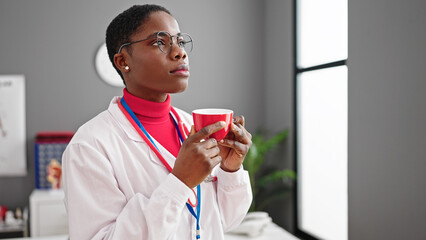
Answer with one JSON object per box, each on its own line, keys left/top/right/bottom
{"left": 170, "top": 106, "right": 190, "bottom": 140}
{"left": 119, "top": 98, "right": 199, "bottom": 203}
{"left": 118, "top": 97, "right": 201, "bottom": 239}
{"left": 119, "top": 97, "right": 172, "bottom": 171}
{"left": 170, "top": 112, "right": 185, "bottom": 143}
{"left": 186, "top": 185, "right": 201, "bottom": 239}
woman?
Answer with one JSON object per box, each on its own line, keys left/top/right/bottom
{"left": 62, "top": 4, "right": 252, "bottom": 240}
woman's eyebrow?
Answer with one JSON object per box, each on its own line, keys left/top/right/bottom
{"left": 144, "top": 32, "right": 160, "bottom": 39}
{"left": 144, "top": 31, "right": 182, "bottom": 39}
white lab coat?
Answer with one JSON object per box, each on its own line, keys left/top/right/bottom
{"left": 62, "top": 96, "right": 252, "bottom": 240}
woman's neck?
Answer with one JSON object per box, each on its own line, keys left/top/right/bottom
{"left": 122, "top": 88, "right": 171, "bottom": 121}
{"left": 125, "top": 87, "right": 167, "bottom": 103}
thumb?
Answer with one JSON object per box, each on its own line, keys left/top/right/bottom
{"left": 189, "top": 125, "right": 196, "bottom": 137}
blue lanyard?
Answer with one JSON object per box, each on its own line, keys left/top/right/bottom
{"left": 186, "top": 186, "right": 201, "bottom": 239}
{"left": 170, "top": 105, "right": 201, "bottom": 239}
{"left": 120, "top": 97, "right": 201, "bottom": 239}
{"left": 120, "top": 98, "right": 161, "bottom": 152}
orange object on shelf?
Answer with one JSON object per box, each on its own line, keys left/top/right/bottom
{"left": 34, "top": 131, "right": 74, "bottom": 189}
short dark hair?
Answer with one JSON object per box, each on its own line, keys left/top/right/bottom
{"left": 105, "top": 4, "right": 171, "bottom": 81}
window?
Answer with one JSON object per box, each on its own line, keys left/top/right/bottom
{"left": 294, "top": 1, "right": 348, "bottom": 240}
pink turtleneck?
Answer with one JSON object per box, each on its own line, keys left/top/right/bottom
{"left": 123, "top": 88, "right": 180, "bottom": 157}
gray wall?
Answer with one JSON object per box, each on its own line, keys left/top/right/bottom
{"left": 263, "top": 0, "right": 294, "bottom": 231}
{"left": 348, "top": 0, "right": 426, "bottom": 239}
{"left": 0, "top": 0, "right": 266, "bottom": 211}
{"left": 2, "top": 0, "right": 425, "bottom": 239}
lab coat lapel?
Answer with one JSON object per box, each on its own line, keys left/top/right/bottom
{"left": 108, "top": 97, "right": 176, "bottom": 169}
{"left": 150, "top": 137, "right": 176, "bottom": 169}
{"left": 109, "top": 97, "right": 145, "bottom": 143}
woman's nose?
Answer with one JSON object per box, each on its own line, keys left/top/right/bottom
{"left": 170, "top": 42, "right": 187, "bottom": 60}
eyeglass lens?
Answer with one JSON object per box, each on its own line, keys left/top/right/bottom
{"left": 157, "top": 31, "right": 193, "bottom": 54}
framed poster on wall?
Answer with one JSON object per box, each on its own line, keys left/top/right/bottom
{"left": 0, "top": 75, "right": 26, "bottom": 176}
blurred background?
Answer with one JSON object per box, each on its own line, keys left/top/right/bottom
{"left": 0, "top": 0, "right": 425, "bottom": 239}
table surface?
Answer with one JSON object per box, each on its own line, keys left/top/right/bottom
{"left": 225, "top": 222, "right": 299, "bottom": 240}
{"left": 1, "top": 235, "right": 68, "bottom": 240}
{"left": 2, "top": 223, "right": 299, "bottom": 240}
{"left": 0, "top": 223, "right": 26, "bottom": 233}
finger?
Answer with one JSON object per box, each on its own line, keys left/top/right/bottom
{"left": 191, "top": 121, "right": 225, "bottom": 142}
{"left": 189, "top": 125, "right": 196, "bottom": 137}
{"left": 200, "top": 138, "right": 218, "bottom": 149}
{"left": 205, "top": 145, "right": 221, "bottom": 158}
{"left": 239, "top": 124, "right": 252, "bottom": 140}
{"left": 210, "top": 155, "right": 222, "bottom": 168}
{"left": 233, "top": 116, "right": 251, "bottom": 139}
{"left": 230, "top": 123, "right": 250, "bottom": 144}
{"left": 219, "top": 139, "right": 248, "bottom": 157}
{"left": 233, "top": 115, "right": 245, "bottom": 127}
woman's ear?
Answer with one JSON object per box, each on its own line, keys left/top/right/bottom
{"left": 113, "top": 53, "right": 130, "bottom": 73}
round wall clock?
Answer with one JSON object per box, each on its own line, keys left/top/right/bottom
{"left": 95, "top": 43, "right": 124, "bottom": 87}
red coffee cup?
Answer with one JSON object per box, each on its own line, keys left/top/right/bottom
{"left": 192, "top": 108, "right": 233, "bottom": 141}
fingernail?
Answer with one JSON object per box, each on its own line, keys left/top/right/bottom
{"left": 220, "top": 139, "right": 224, "bottom": 143}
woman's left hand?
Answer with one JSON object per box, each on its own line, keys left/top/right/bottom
{"left": 218, "top": 115, "right": 252, "bottom": 172}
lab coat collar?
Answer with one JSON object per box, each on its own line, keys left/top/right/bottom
{"left": 107, "top": 96, "right": 176, "bottom": 169}
{"left": 108, "top": 96, "right": 144, "bottom": 143}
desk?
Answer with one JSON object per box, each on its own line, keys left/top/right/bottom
{"left": 0, "top": 223, "right": 27, "bottom": 238}
{"left": 2, "top": 223, "right": 298, "bottom": 240}
{"left": 1, "top": 235, "right": 67, "bottom": 240}
{"left": 225, "top": 222, "right": 299, "bottom": 240}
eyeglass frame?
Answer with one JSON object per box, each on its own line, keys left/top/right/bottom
{"left": 117, "top": 31, "right": 193, "bottom": 54}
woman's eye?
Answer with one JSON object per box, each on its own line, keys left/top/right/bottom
{"left": 153, "top": 39, "right": 166, "bottom": 46}
{"left": 178, "top": 40, "right": 188, "bottom": 47}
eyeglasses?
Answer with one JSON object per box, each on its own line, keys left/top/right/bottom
{"left": 117, "top": 31, "right": 193, "bottom": 54}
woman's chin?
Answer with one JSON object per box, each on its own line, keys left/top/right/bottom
{"left": 171, "top": 81, "right": 189, "bottom": 93}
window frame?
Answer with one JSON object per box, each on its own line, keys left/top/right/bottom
{"left": 293, "top": 0, "right": 348, "bottom": 239}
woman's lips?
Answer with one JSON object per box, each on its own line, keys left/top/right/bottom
{"left": 170, "top": 64, "right": 190, "bottom": 76}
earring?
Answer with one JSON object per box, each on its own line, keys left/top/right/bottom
{"left": 124, "top": 66, "right": 129, "bottom": 70}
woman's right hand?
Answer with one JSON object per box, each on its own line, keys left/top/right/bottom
{"left": 171, "top": 121, "right": 225, "bottom": 188}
